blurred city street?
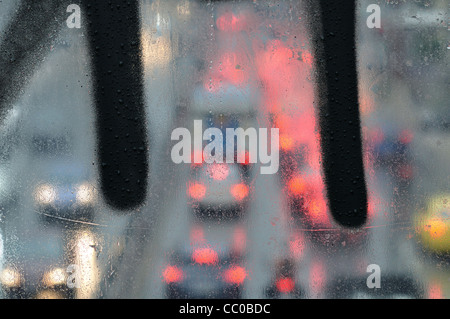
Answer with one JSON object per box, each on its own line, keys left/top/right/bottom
{"left": 0, "top": 0, "right": 449, "bottom": 299}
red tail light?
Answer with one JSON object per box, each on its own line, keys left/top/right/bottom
{"left": 276, "top": 277, "right": 295, "bottom": 294}
{"left": 192, "top": 248, "right": 219, "bottom": 265}
{"left": 223, "top": 266, "right": 247, "bottom": 285}
{"left": 367, "top": 197, "right": 377, "bottom": 222}
{"left": 301, "top": 50, "right": 313, "bottom": 66}
{"left": 237, "top": 150, "right": 251, "bottom": 165}
{"left": 230, "top": 183, "right": 249, "bottom": 201}
{"left": 188, "top": 182, "right": 206, "bottom": 200}
{"left": 163, "top": 265, "right": 183, "bottom": 283}
{"left": 244, "top": 151, "right": 250, "bottom": 165}
{"left": 428, "top": 283, "right": 443, "bottom": 299}
{"left": 307, "top": 197, "right": 329, "bottom": 225}
{"left": 288, "top": 176, "right": 306, "bottom": 196}
{"left": 279, "top": 134, "right": 295, "bottom": 151}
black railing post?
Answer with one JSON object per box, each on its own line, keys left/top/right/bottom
{"left": 82, "top": 0, "right": 149, "bottom": 210}
{"left": 313, "top": 0, "right": 368, "bottom": 227}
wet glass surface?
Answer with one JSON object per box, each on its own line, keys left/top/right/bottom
{"left": 0, "top": 0, "right": 449, "bottom": 299}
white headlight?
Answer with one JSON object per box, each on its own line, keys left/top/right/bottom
{"left": 43, "top": 267, "right": 66, "bottom": 287}
{"left": 76, "top": 183, "right": 95, "bottom": 205}
{"left": 0, "top": 267, "right": 22, "bottom": 288}
{"left": 34, "top": 184, "right": 56, "bottom": 205}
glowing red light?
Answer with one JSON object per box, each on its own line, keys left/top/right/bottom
{"left": 163, "top": 266, "right": 183, "bottom": 283}
{"left": 244, "top": 151, "right": 251, "bottom": 165}
{"left": 279, "top": 134, "right": 295, "bottom": 151}
{"left": 288, "top": 176, "right": 306, "bottom": 196}
{"left": 301, "top": 50, "right": 313, "bottom": 66}
{"left": 216, "top": 12, "right": 246, "bottom": 32}
{"left": 428, "top": 283, "right": 443, "bottom": 299}
{"left": 188, "top": 182, "right": 206, "bottom": 200}
{"left": 218, "top": 52, "right": 247, "bottom": 85}
{"left": 223, "top": 266, "right": 247, "bottom": 285}
{"left": 230, "top": 183, "right": 249, "bottom": 201}
{"left": 307, "top": 197, "right": 329, "bottom": 225}
{"left": 276, "top": 277, "right": 295, "bottom": 294}
{"left": 192, "top": 248, "right": 219, "bottom": 265}
{"left": 191, "top": 150, "right": 204, "bottom": 166}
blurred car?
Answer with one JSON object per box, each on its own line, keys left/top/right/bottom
{"left": 276, "top": 121, "right": 368, "bottom": 246}
{"left": 284, "top": 165, "right": 367, "bottom": 248}
{"left": 0, "top": 227, "right": 109, "bottom": 299}
{"left": 371, "top": 126, "right": 415, "bottom": 184}
{"left": 0, "top": 230, "right": 73, "bottom": 299}
{"left": 189, "top": 82, "right": 259, "bottom": 176}
{"left": 265, "top": 258, "right": 304, "bottom": 299}
{"left": 188, "top": 162, "right": 251, "bottom": 220}
{"left": 163, "top": 242, "right": 247, "bottom": 299}
{"left": 365, "top": 110, "right": 415, "bottom": 191}
{"left": 33, "top": 160, "right": 97, "bottom": 225}
{"left": 414, "top": 194, "right": 450, "bottom": 256}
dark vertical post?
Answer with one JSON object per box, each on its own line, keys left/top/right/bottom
{"left": 83, "top": 1, "right": 148, "bottom": 210}
{"left": 315, "top": 0, "right": 368, "bottom": 227}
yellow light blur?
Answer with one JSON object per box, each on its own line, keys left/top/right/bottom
{"left": 34, "top": 184, "right": 57, "bottom": 205}
{"left": 141, "top": 30, "right": 172, "bottom": 71}
{"left": 76, "top": 183, "right": 96, "bottom": 205}
{"left": 279, "top": 134, "right": 295, "bottom": 151}
{"left": 425, "top": 219, "right": 447, "bottom": 239}
{"left": 43, "top": 267, "right": 66, "bottom": 287}
{"left": 73, "top": 230, "right": 99, "bottom": 299}
{"left": 0, "top": 267, "right": 22, "bottom": 288}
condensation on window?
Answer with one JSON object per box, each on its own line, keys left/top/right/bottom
{"left": 0, "top": 0, "right": 448, "bottom": 299}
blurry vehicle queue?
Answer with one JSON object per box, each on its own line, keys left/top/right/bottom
{"left": 184, "top": 2, "right": 364, "bottom": 232}
{"left": 0, "top": 0, "right": 448, "bottom": 299}
{"left": 163, "top": 0, "right": 449, "bottom": 299}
